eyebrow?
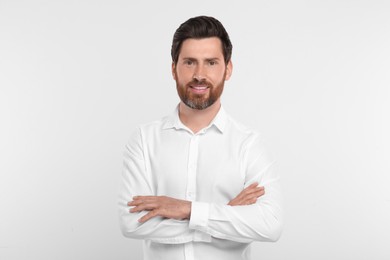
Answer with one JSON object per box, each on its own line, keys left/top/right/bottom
{"left": 181, "top": 57, "right": 221, "bottom": 61}
{"left": 205, "top": 58, "right": 220, "bottom": 62}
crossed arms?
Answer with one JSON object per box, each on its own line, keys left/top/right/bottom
{"left": 128, "top": 182, "right": 265, "bottom": 223}
{"left": 118, "top": 129, "right": 283, "bottom": 244}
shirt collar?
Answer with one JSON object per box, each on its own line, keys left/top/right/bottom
{"left": 162, "top": 104, "right": 228, "bottom": 134}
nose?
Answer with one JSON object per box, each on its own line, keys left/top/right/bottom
{"left": 193, "top": 66, "right": 205, "bottom": 81}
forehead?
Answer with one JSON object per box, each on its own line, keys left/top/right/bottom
{"left": 179, "top": 37, "right": 224, "bottom": 59}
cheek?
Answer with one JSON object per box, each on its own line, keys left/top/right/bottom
{"left": 175, "top": 70, "right": 192, "bottom": 84}
{"left": 210, "top": 69, "right": 226, "bottom": 82}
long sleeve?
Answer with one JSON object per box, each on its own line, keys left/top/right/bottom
{"left": 118, "top": 107, "right": 282, "bottom": 259}
{"left": 118, "top": 128, "right": 193, "bottom": 244}
{"left": 188, "top": 135, "right": 283, "bottom": 243}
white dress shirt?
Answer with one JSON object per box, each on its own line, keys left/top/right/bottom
{"left": 118, "top": 105, "right": 283, "bottom": 260}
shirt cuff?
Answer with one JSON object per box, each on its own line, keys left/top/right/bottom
{"left": 189, "top": 201, "right": 209, "bottom": 230}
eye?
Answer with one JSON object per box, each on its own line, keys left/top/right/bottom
{"left": 208, "top": 60, "right": 217, "bottom": 66}
{"left": 184, "top": 60, "right": 194, "bottom": 66}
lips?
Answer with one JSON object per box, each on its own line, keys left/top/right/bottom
{"left": 189, "top": 84, "right": 209, "bottom": 94}
{"left": 190, "top": 85, "right": 208, "bottom": 90}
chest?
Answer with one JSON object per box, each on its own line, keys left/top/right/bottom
{"left": 145, "top": 131, "right": 245, "bottom": 203}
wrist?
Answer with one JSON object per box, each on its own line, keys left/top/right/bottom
{"left": 184, "top": 201, "right": 192, "bottom": 220}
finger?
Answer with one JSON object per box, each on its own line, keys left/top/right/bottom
{"left": 239, "top": 197, "right": 257, "bottom": 205}
{"left": 229, "top": 183, "right": 261, "bottom": 205}
{"left": 234, "top": 188, "right": 254, "bottom": 201}
{"left": 130, "top": 202, "right": 159, "bottom": 213}
{"left": 128, "top": 195, "right": 162, "bottom": 206}
{"left": 128, "top": 199, "right": 154, "bottom": 207}
{"left": 227, "top": 199, "right": 237, "bottom": 206}
{"left": 235, "top": 189, "right": 264, "bottom": 205}
{"left": 254, "top": 189, "right": 265, "bottom": 198}
{"left": 246, "top": 182, "right": 259, "bottom": 190}
{"left": 230, "top": 192, "right": 255, "bottom": 205}
{"left": 241, "top": 189, "right": 265, "bottom": 201}
{"left": 241, "top": 183, "right": 260, "bottom": 195}
{"left": 245, "top": 197, "right": 258, "bottom": 205}
{"left": 138, "top": 210, "right": 159, "bottom": 223}
{"left": 249, "top": 187, "right": 265, "bottom": 196}
{"left": 238, "top": 187, "right": 264, "bottom": 201}
{"left": 243, "top": 182, "right": 258, "bottom": 191}
{"left": 231, "top": 196, "right": 257, "bottom": 206}
{"left": 128, "top": 200, "right": 143, "bottom": 206}
{"left": 243, "top": 189, "right": 265, "bottom": 203}
{"left": 132, "top": 196, "right": 159, "bottom": 201}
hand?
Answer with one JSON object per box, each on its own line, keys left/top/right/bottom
{"left": 128, "top": 196, "right": 191, "bottom": 223}
{"left": 228, "top": 182, "right": 265, "bottom": 206}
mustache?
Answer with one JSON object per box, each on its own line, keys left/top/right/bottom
{"left": 187, "top": 78, "right": 212, "bottom": 87}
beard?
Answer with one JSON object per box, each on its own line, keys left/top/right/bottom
{"left": 176, "top": 72, "right": 226, "bottom": 110}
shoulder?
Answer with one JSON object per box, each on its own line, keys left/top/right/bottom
{"left": 226, "top": 114, "right": 264, "bottom": 144}
{"left": 127, "top": 114, "right": 171, "bottom": 143}
{"left": 132, "top": 114, "right": 170, "bottom": 133}
{"left": 225, "top": 114, "right": 274, "bottom": 159}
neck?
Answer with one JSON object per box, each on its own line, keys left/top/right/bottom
{"left": 178, "top": 99, "right": 221, "bottom": 134}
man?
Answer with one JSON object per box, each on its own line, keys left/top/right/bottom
{"left": 118, "top": 16, "right": 283, "bottom": 260}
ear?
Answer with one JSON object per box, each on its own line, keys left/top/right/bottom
{"left": 224, "top": 60, "right": 233, "bottom": 81}
{"left": 171, "top": 62, "right": 177, "bottom": 80}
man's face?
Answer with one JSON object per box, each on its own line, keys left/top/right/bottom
{"left": 172, "top": 37, "right": 232, "bottom": 110}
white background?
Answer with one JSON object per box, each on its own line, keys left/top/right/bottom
{"left": 1, "top": 0, "right": 389, "bottom": 259}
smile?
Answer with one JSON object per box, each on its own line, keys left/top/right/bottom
{"left": 189, "top": 85, "right": 209, "bottom": 94}
{"left": 190, "top": 85, "right": 208, "bottom": 90}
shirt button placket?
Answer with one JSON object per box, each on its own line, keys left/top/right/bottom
{"left": 184, "top": 134, "right": 199, "bottom": 260}
{"left": 186, "top": 135, "right": 199, "bottom": 201}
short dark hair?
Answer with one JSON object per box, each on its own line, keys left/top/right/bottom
{"left": 171, "top": 16, "right": 233, "bottom": 65}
